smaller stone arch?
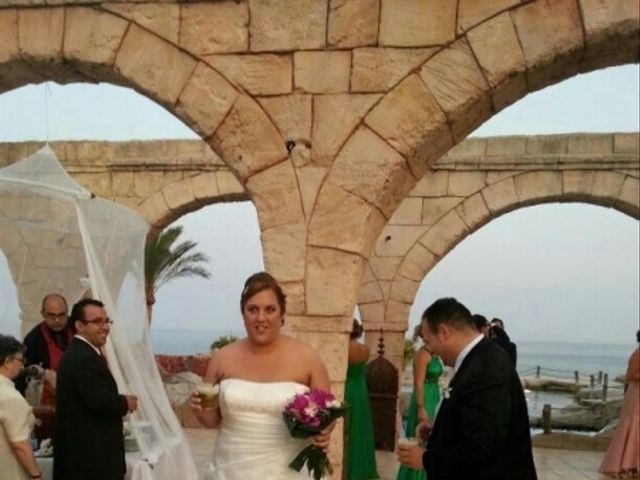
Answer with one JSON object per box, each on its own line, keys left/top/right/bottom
{"left": 357, "top": 133, "right": 639, "bottom": 365}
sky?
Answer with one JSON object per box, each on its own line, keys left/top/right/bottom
{"left": 0, "top": 65, "right": 638, "bottom": 345}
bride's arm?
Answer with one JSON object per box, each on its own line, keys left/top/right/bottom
{"left": 190, "top": 350, "right": 223, "bottom": 429}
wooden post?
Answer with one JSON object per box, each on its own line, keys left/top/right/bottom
{"left": 603, "top": 373, "right": 609, "bottom": 402}
{"left": 574, "top": 370, "right": 579, "bottom": 384}
{"left": 598, "top": 371, "right": 603, "bottom": 384}
{"left": 590, "top": 374, "right": 595, "bottom": 389}
{"left": 542, "top": 404, "right": 552, "bottom": 434}
{"left": 536, "top": 366, "right": 541, "bottom": 378}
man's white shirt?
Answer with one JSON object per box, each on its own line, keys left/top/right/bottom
{"left": 452, "top": 334, "right": 484, "bottom": 379}
{"left": 431, "top": 334, "right": 483, "bottom": 427}
{"left": 74, "top": 334, "right": 101, "bottom": 356}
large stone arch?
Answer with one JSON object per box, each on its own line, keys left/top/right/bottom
{"left": 0, "top": 5, "right": 305, "bottom": 328}
{"left": 0, "top": 7, "right": 289, "bottom": 181}
{"left": 307, "top": 0, "right": 639, "bottom": 325}
{"left": 357, "top": 133, "right": 640, "bottom": 369}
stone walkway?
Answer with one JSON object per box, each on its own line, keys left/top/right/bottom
{"left": 183, "top": 428, "right": 612, "bottom": 480}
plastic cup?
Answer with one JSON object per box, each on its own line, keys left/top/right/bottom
{"left": 196, "top": 384, "right": 219, "bottom": 409}
{"left": 398, "top": 437, "right": 419, "bottom": 448}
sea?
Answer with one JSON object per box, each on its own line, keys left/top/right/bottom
{"left": 150, "top": 329, "right": 632, "bottom": 376}
{"left": 150, "top": 329, "right": 634, "bottom": 423}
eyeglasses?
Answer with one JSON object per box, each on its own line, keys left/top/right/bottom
{"left": 81, "top": 318, "right": 113, "bottom": 326}
{"left": 44, "top": 313, "right": 67, "bottom": 321}
{"left": 10, "top": 356, "right": 25, "bottom": 365}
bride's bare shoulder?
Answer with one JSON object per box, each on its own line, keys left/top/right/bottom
{"left": 210, "top": 338, "right": 248, "bottom": 361}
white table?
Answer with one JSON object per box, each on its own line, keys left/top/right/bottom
{"left": 37, "top": 451, "right": 154, "bottom": 480}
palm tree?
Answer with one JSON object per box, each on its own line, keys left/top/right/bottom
{"left": 403, "top": 337, "right": 416, "bottom": 371}
{"left": 144, "top": 225, "right": 212, "bottom": 323}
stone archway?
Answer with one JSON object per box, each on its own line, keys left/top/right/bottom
{"left": 306, "top": 0, "right": 639, "bottom": 328}
{"left": 357, "top": 132, "right": 640, "bottom": 369}
{"left": 1, "top": 0, "right": 636, "bottom": 366}
{"left": 1, "top": 1, "right": 638, "bottom": 471}
{"left": 0, "top": 3, "right": 304, "bottom": 320}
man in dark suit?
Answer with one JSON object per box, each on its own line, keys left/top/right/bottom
{"left": 491, "top": 317, "right": 518, "bottom": 368}
{"left": 398, "top": 298, "right": 536, "bottom": 480}
{"left": 53, "top": 298, "right": 138, "bottom": 480}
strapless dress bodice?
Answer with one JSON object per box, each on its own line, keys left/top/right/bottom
{"left": 211, "top": 379, "right": 315, "bottom": 480}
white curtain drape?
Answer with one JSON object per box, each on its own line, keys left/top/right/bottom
{"left": 0, "top": 146, "right": 198, "bottom": 479}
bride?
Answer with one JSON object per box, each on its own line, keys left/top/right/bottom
{"left": 190, "top": 272, "right": 334, "bottom": 479}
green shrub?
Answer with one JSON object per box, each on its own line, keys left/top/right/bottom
{"left": 210, "top": 335, "right": 239, "bottom": 350}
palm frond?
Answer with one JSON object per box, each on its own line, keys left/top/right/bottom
{"left": 144, "top": 225, "right": 212, "bottom": 303}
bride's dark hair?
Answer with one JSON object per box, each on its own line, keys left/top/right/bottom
{"left": 240, "top": 272, "right": 287, "bottom": 314}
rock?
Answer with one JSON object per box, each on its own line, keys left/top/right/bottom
{"left": 596, "top": 420, "right": 619, "bottom": 439}
{"left": 531, "top": 431, "right": 610, "bottom": 451}
{"left": 522, "top": 375, "right": 585, "bottom": 393}
{"left": 529, "top": 399, "right": 623, "bottom": 431}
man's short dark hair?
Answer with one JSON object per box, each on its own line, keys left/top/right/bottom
{"left": 422, "top": 298, "right": 473, "bottom": 332}
{"left": 471, "top": 314, "right": 489, "bottom": 332}
{"left": 70, "top": 298, "right": 105, "bottom": 324}
{"left": 0, "top": 334, "right": 26, "bottom": 364}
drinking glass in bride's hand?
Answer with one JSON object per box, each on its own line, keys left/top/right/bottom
{"left": 190, "top": 384, "right": 220, "bottom": 412}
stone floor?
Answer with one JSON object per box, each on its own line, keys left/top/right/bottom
{"left": 184, "top": 428, "right": 613, "bottom": 480}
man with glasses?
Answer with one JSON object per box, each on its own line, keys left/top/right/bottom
{"left": 53, "top": 298, "right": 138, "bottom": 480}
{"left": 0, "top": 334, "right": 43, "bottom": 479}
{"left": 19, "top": 294, "right": 74, "bottom": 402}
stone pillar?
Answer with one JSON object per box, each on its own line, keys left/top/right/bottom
{"left": 287, "top": 316, "right": 352, "bottom": 477}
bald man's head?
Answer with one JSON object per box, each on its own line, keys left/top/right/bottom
{"left": 41, "top": 293, "right": 69, "bottom": 332}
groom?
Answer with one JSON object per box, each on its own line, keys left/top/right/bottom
{"left": 397, "top": 298, "right": 537, "bottom": 480}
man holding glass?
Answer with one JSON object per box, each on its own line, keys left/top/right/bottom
{"left": 53, "top": 299, "right": 138, "bottom": 480}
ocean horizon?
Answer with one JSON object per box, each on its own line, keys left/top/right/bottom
{"left": 150, "top": 328, "right": 633, "bottom": 378}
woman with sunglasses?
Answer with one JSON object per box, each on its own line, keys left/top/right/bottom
{"left": 0, "top": 334, "right": 42, "bottom": 480}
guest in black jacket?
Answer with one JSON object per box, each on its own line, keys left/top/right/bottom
{"left": 491, "top": 318, "right": 517, "bottom": 368}
{"left": 398, "top": 298, "right": 536, "bottom": 480}
{"left": 53, "top": 299, "right": 138, "bottom": 480}
{"left": 16, "top": 293, "right": 73, "bottom": 399}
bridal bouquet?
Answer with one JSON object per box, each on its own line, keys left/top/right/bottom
{"left": 282, "top": 389, "right": 347, "bottom": 480}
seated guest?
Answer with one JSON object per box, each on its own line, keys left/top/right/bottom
{"left": 0, "top": 334, "right": 42, "bottom": 480}
{"left": 18, "top": 293, "right": 73, "bottom": 402}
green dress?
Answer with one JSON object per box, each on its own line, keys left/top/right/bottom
{"left": 396, "top": 354, "right": 444, "bottom": 480}
{"left": 345, "top": 361, "right": 379, "bottom": 480}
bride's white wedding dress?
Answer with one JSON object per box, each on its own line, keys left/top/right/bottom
{"left": 210, "top": 378, "right": 315, "bottom": 480}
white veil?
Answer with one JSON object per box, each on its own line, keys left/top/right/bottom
{"left": 0, "top": 146, "right": 198, "bottom": 479}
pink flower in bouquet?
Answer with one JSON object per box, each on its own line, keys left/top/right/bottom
{"left": 283, "top": 390, "right": 347, "bottom": 480}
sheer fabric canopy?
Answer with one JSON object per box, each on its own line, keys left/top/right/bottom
{"left": 0, "top": 146, "right": 198, "bottom": 479}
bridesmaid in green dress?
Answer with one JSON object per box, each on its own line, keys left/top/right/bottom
{"left": 396, "top": 326, "right": 443, "bottom": 480}
{"left": 345, "top": 319, "right": 380, "bottom": 480}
